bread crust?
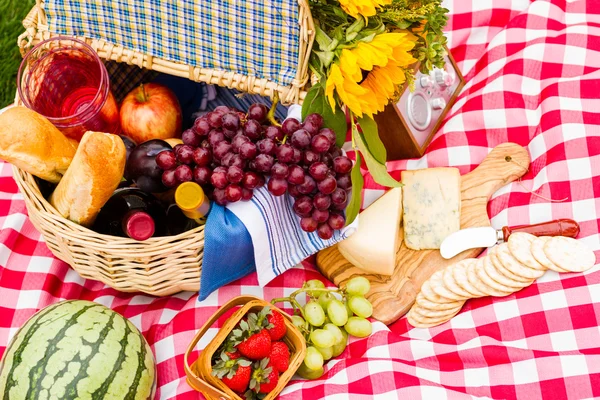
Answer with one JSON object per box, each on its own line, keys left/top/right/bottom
{"left": 50, "top": 131, "right": 126, "bottom": 226}
{"left": 0, "top": 106, "right": 78, "bottom": 182}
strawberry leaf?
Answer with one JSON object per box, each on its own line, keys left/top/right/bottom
{"left": 240, "top": 320, "right": 249, "bottom": 331}
{"left": 238, "top": 359, "right": 252, "bottom": 367}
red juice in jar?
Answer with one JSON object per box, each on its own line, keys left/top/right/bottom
{"left": 18, "top": 37, "right": 120, "bottom": 141}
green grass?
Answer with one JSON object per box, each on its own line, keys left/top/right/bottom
{"left": 0, "top": 0, "right": 35, "bottom": 108}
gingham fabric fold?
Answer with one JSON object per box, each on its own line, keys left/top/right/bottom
{"left": 2, "top": 1, "right": 600, "bottom": 399}
{"left": 46, "top": 0, "right": 301, "bottom": 86}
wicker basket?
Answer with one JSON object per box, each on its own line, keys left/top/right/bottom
{"left": 11, "top": 1, "right": 315, "bottom": 296}
{"left": 184, "top": 295, "right": 306, "bottom": 400}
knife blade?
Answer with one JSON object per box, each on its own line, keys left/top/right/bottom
{"left": 439, "top": 219, "right": 580, "bottom": 259}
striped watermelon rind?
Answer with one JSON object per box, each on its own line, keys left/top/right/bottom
{"left": 0, "top": 300, "right": 156, "bottom": 400}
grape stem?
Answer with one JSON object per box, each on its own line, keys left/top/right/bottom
{"left": 271, "top": 287, "right": 346, "bottom": 319}
{"left": 267, "top": 91, "right": 281, "bottom": 127}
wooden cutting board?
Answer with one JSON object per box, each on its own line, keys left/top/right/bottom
{"left": 316, "top": 142, "right": 531, "bottom": 325}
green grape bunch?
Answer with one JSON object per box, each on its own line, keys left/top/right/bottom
{"left": 271, "top": 276, "right": 374, "bottom": 380}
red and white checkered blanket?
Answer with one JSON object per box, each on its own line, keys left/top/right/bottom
{"left": 2, "top": 0, "right": 600, "bottom": 398}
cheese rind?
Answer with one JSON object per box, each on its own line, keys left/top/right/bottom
{"left": 401, "top": 167, "right": 461, "bottom": 250}
{"left": 337, "top": 187, "right": 403, "bottom": 276}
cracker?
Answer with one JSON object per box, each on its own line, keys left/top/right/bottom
{"left": 412, "top": 302, "right": 464, "bottom": 319}
{"left": 497, "top": 243, "right": 546, "bottom": 279}
{"left": 545, "top": 236, "right": 597, "bottom": 272}
{"left": 443, "top": 262, "right": 475, "bottom": 298}
{"left": 531, "top": 237, "right": 568, "bottom": 273}
{"left": 490, "top": 250, "right": 531, "bottom": 283}
{"left": 420, "top": 279, "right": 456, "bottom": 304}
{"left": 430, "top": 269, "right": 470, "bottom": 301}
{"left": 407, "top": 313, "right": 447, "bottom": 329}
{"left": 483, "top": 253, "right": 532, "bottom": 289}
{"left": 477, "top": 256, "right": 521, "bottom": 294}
{"left": 415, "top": 292, "right": 462, "bottom": 311}
{"left": 473, "top": 258, "right": 513, "bottom": 297}
{"left": 407, "top": 306, "right": 461, "bottom": 328}
{"left": 452, "top": 259, "right": 487, "bottom": 297}
{"left": 507, "top": 232, "right": 546, "bottom": 271}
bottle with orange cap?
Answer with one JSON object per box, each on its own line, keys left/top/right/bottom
{"left": 167, "top": 182, "right": 212, "bottom": 235}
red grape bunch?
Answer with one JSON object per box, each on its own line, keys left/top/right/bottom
{"left": 155, "top": 104, "right": 352, "bottom": 240}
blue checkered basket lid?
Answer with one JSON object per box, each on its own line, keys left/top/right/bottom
{"left": 43, "top": 0, "right": 302, "bottom": 88}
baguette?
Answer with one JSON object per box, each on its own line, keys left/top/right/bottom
{"left": 50, "top": 131, "right": 126, "bottom": 227}
{"left": 0, "top": 106, "right": 78, "bottom": 183}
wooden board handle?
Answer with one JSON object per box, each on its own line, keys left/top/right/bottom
{"left": 502, "top": 219, "right": 580, "bottom": 241}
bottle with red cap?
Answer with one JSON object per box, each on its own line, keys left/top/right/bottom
{"left": 92, "top": 187, "right": 167, "bottom": 240}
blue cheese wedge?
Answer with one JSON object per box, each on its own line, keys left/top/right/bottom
{"left": 337, "top": 187, "right": 403, "bottom": 276}
{"left": 401, "top": 167, "right": 461, "bottom": 250}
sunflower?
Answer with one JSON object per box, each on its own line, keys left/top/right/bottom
{"left": 325, "top": 32, "right": 417, "bottom": 118}
{"left": 339, "top": 0, "right": 392, "bottom": 18}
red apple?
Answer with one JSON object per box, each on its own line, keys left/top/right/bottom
{"left": 120, "top": 83, "right": 182, "bottom": 143}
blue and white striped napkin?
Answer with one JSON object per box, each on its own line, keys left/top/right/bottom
{"left": 226, "top": 105, "right": 359, "bottom": 286}
{"left": 227, "top": 183, "right": 358, "bottom": 286}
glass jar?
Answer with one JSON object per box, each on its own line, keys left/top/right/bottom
{"left": 17, "top": 37, "right": 120, "bottom": 141}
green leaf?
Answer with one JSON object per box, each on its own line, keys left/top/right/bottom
{"left": 345, "top": 152, "right": 364, "bottom": 227}
{"left": 327, "top": 103, "right": 348, "bottom": 147}
{"left": 333, "top": 6, "right": 347, "bottom": 19}
{"left": 346, "top": 32, "right": 358, "bottom": 42}
{"left": 357, "top": 116, "right": 387, "bottom": 164}
{"left": 353, "top": 124, "right": 402, "bottom": 188}
{"left": 315, "top": 51, "right": 335, "bottom": 68}
{"left": 393, "top": 20, "right": 412, "bottom": 29}
{"left": 301, "top": 83, "right": 348, "bottom": 147}
{"left": 358, "top": 32, "right": 377, "bottom": 43}
{"left": 301, "top": 83, "right": 323, "bottom": 121}
{"left": 315, "top": 26, "right": 333, "bottom": 50}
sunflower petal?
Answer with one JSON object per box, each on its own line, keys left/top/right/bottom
{"left": 339, "top": 50, "right": 362, "bottom": 82}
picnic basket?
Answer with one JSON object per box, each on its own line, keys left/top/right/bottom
{"left": 184, "top": 295, "right": 306, "bottom": 400}
{"left": 12, "top": 0, "right": 315, "bottom": 296}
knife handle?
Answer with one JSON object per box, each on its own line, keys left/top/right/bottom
{"left": 502, "top": 219, "right": 580, "bottom": 241}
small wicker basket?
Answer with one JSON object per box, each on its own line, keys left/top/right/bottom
{"left": 184, "top": 295, "right": 306, "bottom": 400}
{"left": 11, "top": 1, "right": 315, "bottom": 296}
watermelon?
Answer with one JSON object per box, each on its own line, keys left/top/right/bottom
{"left": 0, "top": 300, "right": 156, "bottom": 400}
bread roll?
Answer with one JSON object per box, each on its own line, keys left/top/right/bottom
{"left": 50, "top": 131, "right": 126, "bottom": 227}
{"left": 0, "top": 106, "right": 78, "bottom": 183}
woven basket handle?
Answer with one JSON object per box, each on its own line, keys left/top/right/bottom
{"left": 184, "top": 295, "right": 262, "bottom": 400}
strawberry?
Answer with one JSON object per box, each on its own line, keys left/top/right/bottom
{"left": 226, "top": 350, "right": 241, "bottom": 360}
{"left": 222, "top": 364, "right": 252, "bottom": 393}
{"left": 269, "top": 341, "right": 290, "bottom": 373}
{"left": 266, "top": 311, "right": 287, "bottom": 341}
{"left": 211, "top": 352, "right": 253, "bottom": 393}
{"left": 249, "top": 358, "right": 280, "bottom": 394}
{"left": 237, "top": 329, "right": 272, "bottom": 360}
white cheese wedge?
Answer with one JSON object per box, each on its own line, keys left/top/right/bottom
{"left": 337, "top": 187, "right": 403, "bottom": 276}
{"left": 401, "top": 167, "right": 461, "bottom": 250}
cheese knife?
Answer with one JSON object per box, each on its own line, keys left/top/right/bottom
{"left": 439, "top": 219, "right": 580, "bottom": 259}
